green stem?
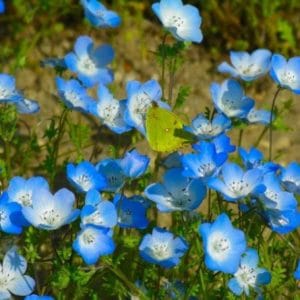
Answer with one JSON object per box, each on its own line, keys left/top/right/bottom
{"left": 254, "top": 126, "right": 268, "bottom": 148}
{"left": 161, "top": 33, "right": 168, "bottom": 99}
{"left": 268, "top": 87, "right": 281, "bottom": 161}
{"left": 238, "top": 129, "right": 244, "bottom": 147}
{"left": 207, "top": 189, "right": 212, "bottom": 220}
{"left": 4, "top": 141, "right": 11, "bottom": 180}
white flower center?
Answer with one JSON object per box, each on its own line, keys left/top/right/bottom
{"left": 78, "top": 57, "right": 97, "bottom": 75}
{"left": 76, "top": 174, "right": 93, "bottom": 191}
{"left": 240, "top": 63, "right": 262, "bottom": 76}
{"left": 197, "top": 162, "right": 215, "bottom": 178}
{"left": 15, "top": 191, "right": 32, "bottom": 206}
{"left": 265, "top": 190, "right": 279, "bottom": 201}
{"left": 280, "top": 71, "right": 297, "bottom": 85}
{"left": 228, "top": 180, "right": 249, "bottom": 196}
{"left": 0, "top": 271, "right": 14, "bottom": 288}
{"left": 65, "top": 90, "right": 83, "bottom": 107}
{"left": 208, "top": 232, "right": 230, "bottom": 261}
{"left": 83, "top": 210, "right": 104, "bottom": 226}
{"left": 151, "top": 242, "right": 172, "bottom": 260}
{"left": 0, "top": 88, "right": 11, "bottom": 99}
{"left": 133, "top": 93, "right": 152, "bottom": 118}
{"left": 82, "top": 232, "right": 96, "bottom": 245}
{"left": 40, "top": 209, "right": 61, "bottom": 225}
{"left": 236, "top": 264, "right": 257, "bottom": 287}
{"left": 167, "top": 15, "right": 185, "bottom": 28}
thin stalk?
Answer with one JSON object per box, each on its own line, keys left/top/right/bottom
{"left": 254, "top": 126, "right": 268, "bottom": 148}
{"left": 4, "top": 141, "right": 11, "bottom": 180}
{"left": 268, "top": 87, "right": 281, "bottom": 161}
{"left": 238, "top": 129, "right": 244, "bottom": 147}
{"left": 207, "top": 189, "right": 212, "bottom": 220}
{"left": 161, "top": 33, "right": 168, "bottom": 99}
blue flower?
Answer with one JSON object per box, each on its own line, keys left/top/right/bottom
{"left": 0, "top": 0, "right": 5, "bottom": 14}
{"left": 56, "top": 77, "right": 94, "bottom": 113}
{"left": 260, "top": 172, "right": 297, "bottom": 211}
{"left": 182, "top": 142, "right": 227, "bottom": 181}
{"left": 207, "top": 163, "right": 265, "bottom": 202}
{"left": 211, "top": 134, "right": 236, "bottom": 154}
{"left": 163, "top": 152, "right": 183, "bottom": 169}
{"left": 0, "top": 247, "right": 35, "bottom": 298}
{"left": 67, "top": 161, "right": 107, "bottom": 193}
{"left": 294, "top": 260, "right": 300, "bottom": 280}
{"left": 7, "top": 176, "right": 49, "bottom": 208}
{"left": 25, "top": 295, "right": 54, "bottom": 300}
{"left": 184, "top": 113, "right": 231, "bottom": 140}
{"left": 199, "top": 213, "right": 247, "bottom": 274}
{"left": 210, "top": 79, "right": 254, "bottom": 118}
{"left": 239, "top": 147, "right": 263, "bottom": 170}
{"left": 228, "top": 248, "right": 271, "bottom": 296}
{"left": 152, "top": 0, "right": 203, "bottom": 43}
{"left": 64, "top": 36, "right": 114, "bottom": 87}
{"left": 0, "top": 74, "right": 22, "bottom": 103}
{"left": 270, "top": 54, "right": 300, "bottom": 94}
{"left": 96, "top": 158, "right": 126, "bottom": 192}
{"left": 0, "top": 192, "right": 23, "bottom": 234}
{"left": 118, "top": 149, "right": 150, "bottom": 178}
{"left": 22, "top": 188, "right": 80, "bottom": 230}
{"left": 281, "top": 162, "right": 300, "bottom": 194}
{"left": 218, "top": 49, "right": 272, "bottom": 81}
{"left": 80, "top": 0, "right": 121, "bottom": 28}
{"left": 114, "top": 194, "right": 149, "bottom": 229}
{"left": 145, "top": 167, "right": 206, "bottom": 212}
{"left": 73, "top": 225, "right": 115, "bottom": 265}
{"left": 263, "top": 209, "right": 300, "bottom": 234}
{"left": 15, "top": 98, "right": 40, "bottom": 114}
{"left": 81, "top": 191, "right": 117, "bottom": 228}
{"left": 124, "top": 79, "right": 170, "bottom": 135}
{"left": 246, "top": 107, "right": 272, "bottom": 125}
{"left": 139, "top": 227, "right": 188, "bottom": 268}
{"left": 90, "top": 84, "right": 131, "bottom": 134}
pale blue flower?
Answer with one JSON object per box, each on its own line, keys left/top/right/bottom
{"left": 218, "top": 49, "right": 272, "bottom": 81}
{"left": 152, "top": 0, "right": 203, "bottom": 43}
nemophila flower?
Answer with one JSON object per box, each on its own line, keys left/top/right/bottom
{"left": 64, "top": 35, "right": 114, "bottom": 87}
{"left": 81, "top": 196, "right": 117, "bottom": 228}
{"left": 260, "top": 172, "right": 297, "bottom": 211}
{"left": 0, "top": 247, "right": 35, "bottom": 298}
{"left": 25, "top": 295, "right": 54, "bottom": 300}
{"left": 56, "top": 77, "right": 94, "bottom": 113}
{"left": 270, "top": 54, "right": 300, "bottom": 94}
{"left": 184, "top": 113, "right": 231, "bottom": 140}
{"left": 0, "top": 74, "right": 22, "bottom": 103}
{"left": 207, "top": 163, "right": 265, "bottom": 202}
{"left": 67, "top": 161, "right": 107, "bottom": 193}
{"left": 7, "top": 176, "right": 49, "bottom": 207}
{"left": 211, "top": 134, "right": 236, "bottom": 154}
{"left": 152, "top": 0, "right": 203, "bottom": 43}
{"left": 114, "top": 194, "right": 149, "bottom": 229}
{"left": 0, "top": 0, "right": 5, "bottom": 14}
{"left": 281, "top": 162, "right": 300, "bottom": 194}
{"left": 90, "top": 84, "right": 131, "bottom": 134}
{"left": 15, "top": 98, "right": 40, "bottom": 114}
{"left": 228, "top": 248, "right": 271, "bottom": 296}
{"left": 263, "top": 208, "right": 300, "bottom": 234}
{"left": 22, "top": 188, "right": 80, "bottom": 230}
{"left": 210, "top": 79, "right": 254, "bottom": 118}
{"left": 80, "top": 0, "right": 121, "bottom": 28}
{"left": 218, "top": 49, "right": 272, "bottom": 81}
{"left": 73, "top": 225, "right": 115, "bottom": 265}
{"left": 294, "top": 260, "right": 300, "bottom": 280}
{"left": 139, "top": 227, "right": 188, "bottom": 268}
{"left": 124, "top": 79, "right": 170, "bottom": 135}
{"left": 0, "top": 192, "right": 23, "bottom": 234}
{"left": 181, "top": 142, "right": 227, "bottom": 181}
{"left": 246, "top": 107, "right": 272, "bottom": 125}
{"left": 118, "top": 149, "right": 150, "bottom": 178}
{"left": 145, "top": 168, "right": 206, "bottom": 212}
{"left": 96, "top": 158, "right": 126, "bottom": 192}
{"left": 199, "top": 213, "right": 247, "bottom": 274}
{"left": 239, "top": 147, "right": 263, "bottom": 170}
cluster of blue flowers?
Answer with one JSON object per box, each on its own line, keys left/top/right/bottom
{"left": 1, "top": 0, "right": 300, "bottom": 298}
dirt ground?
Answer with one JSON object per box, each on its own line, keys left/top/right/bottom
{"left": 5, "top": 17, "right": 300, "bottom": 165}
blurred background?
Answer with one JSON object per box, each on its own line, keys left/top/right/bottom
{"left": 1, "top": 0, "right": 300, "bottom": 167}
